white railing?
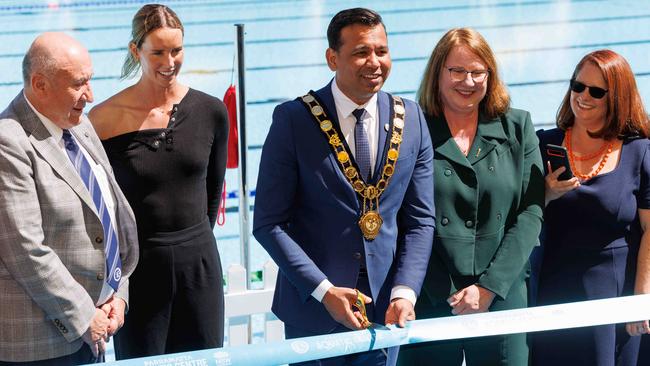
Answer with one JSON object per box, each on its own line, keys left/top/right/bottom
{"left": 224, "top": 260, "right": 284, "bottom": 345}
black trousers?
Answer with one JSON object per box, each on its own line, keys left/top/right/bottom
{"left": 114, "top": 218, "right": 224, "bottom": 359}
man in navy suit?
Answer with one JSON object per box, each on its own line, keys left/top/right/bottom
{"left": 253, "top": 8, "right": 435, "bottom": 365}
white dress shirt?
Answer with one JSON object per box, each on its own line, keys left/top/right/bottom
{"left": 331, "top": 78, "right": 379, "bottom": 173}
{"left": 25, "top": 94, "right": 116, "bottom": 305}
{"left": 310, "top": 81, "right": 417, "bottom": 307}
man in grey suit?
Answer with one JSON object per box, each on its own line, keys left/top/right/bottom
{"left": 0, "top": 32, "right": 138, "bottom": 365}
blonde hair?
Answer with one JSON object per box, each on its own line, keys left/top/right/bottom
{"left": 121, "top": 4, "right": 184, "bottom": 79}
{"left": 417, "top": 28, "right": 510, "bottom": 119}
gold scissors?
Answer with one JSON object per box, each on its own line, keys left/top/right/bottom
{"left": 353, "top": 289, "right": 371, "bottom": 328}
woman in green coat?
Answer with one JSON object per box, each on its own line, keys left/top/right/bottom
{"left": 397, "top": 28, "right": 545, "bottom": 366}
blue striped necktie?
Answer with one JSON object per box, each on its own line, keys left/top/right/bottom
{"left": 352, "top": 108, "right": 371, "bottom": 181}
{"left": 62, "top": 130, "right": 122, "bottom": 292}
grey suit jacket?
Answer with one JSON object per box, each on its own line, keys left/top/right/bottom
{"left": 0, "top": 92, "right": 139, "bottom": 362}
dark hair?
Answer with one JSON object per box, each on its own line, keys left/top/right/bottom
{"left": 121, "top": 4, "right": 184, "bottom": 79}
{"left": 417, "top": 28, "right": 510, "bottom": 119}
{"left": 557, "top": 49, "right": 649, "bottom": 139}
{"left": 327, "top": 8, "right": 385, "bottom": 51}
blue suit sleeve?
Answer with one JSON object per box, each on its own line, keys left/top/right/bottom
{"left": 253, "top": 103, "right": 328, "bottom": 302}
{"left": 393, "top": 103, "right": 436, "bottom": 296}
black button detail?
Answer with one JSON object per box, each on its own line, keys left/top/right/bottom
{"left": 95, "top": 237, "right": 103, "bottom": 244}
{"left": 353, "top": 252, "right": 362, "bottom": 260}
{"left": 153, "top": 140, "right": 161, "bottom": 147}
{"left": 97, "top": 273, "right": 104, "bottom": 280}
{"left": 160, "top": 131, "right": 166, "bottom": 138}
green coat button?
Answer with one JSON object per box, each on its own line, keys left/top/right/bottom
{"left": 465, "top": 220, "right": 474, "bottom": 228}
{"left": 444, "top": 169, "right": 452, "bottom": 176}
{"left": 441, "top": 217, "right": 449, "bottom": 225}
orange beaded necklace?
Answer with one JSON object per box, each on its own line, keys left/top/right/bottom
{"left": 565, "top": 128, "right": 613, "bottom": 180}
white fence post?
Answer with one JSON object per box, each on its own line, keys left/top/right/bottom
{"left": 263, "top": 261, "right": 284, "bottom": 342}
{"left": 225, "top": 260, "right": 283, "bottom": 345}
{"left": 226, "top": 264, "right": 249, "bottom": 346}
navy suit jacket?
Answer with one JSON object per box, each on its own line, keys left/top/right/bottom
{"left": 253, "top": 82, "right": 435, "bottom": 333}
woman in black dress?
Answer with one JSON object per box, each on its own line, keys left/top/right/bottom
{"left": 534, "top": 49, "right": 650, "bottom": 366}
{"left": 89, "top": 4, "right": 228, "bottom": 359}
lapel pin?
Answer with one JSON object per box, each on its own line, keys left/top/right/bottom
{"left": 475, "top": 147, "right": 481, "bottom": 157}
{"left": 384, "top": 123, "right": 389, "bottom": 131}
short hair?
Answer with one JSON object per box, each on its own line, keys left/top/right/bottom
{"left": 327, "top": 8, "right": 385, "bottom": 51}
{"left": 22, "top": 47, "right": 58, "bottom": 86}
{"left": 121, "top": 4, "right": 184, "bottom": 79}
{"left": 556, "top": 49, "right": 649, "bottom": 139}
{"left": 417, "top": 28, "right": 510, "bottom": 119}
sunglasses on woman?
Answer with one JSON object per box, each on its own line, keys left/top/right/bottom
{"left": 570, "top": 79, "right": 608, "bottom": 99}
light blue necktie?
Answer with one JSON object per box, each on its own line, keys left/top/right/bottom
{"left": 352, "top": 108, "right": 371, "bottom": 182}
{"left": 62, "top": 130, "right": 122, "bottom": 292}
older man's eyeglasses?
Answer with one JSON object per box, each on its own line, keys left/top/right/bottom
{"left": 570, "top": 79, "right": 608, "bottom": 99}
{"left": 447, "top": 67, "right": 489, "bottom": 83}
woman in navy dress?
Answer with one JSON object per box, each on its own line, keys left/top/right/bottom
{"left": 534, "top": 49, "right": 650, "bottom": 365}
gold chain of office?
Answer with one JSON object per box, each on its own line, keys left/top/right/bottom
{"left": 300, "top": 92, "right": 405, "bottom": 240}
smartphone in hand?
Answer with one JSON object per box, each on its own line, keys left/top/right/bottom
{"left": 546, "top": 144, "right": 573, "bottom": 180}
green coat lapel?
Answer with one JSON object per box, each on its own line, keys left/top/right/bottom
{"left": 428, "top": 114, "right": 472, "bottom": 169}
{"left": 467, "top": 114, "right": 508, "bottom": 165}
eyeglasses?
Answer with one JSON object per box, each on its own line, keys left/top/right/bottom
{"left": 570, "top": 79, "right": 608, "bottom": 99}
{"left": 447, "top": 67, "right": 489, "bottom": 83}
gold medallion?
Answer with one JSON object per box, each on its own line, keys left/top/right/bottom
{"left": 302, "top": 94, "right": 315, "bottom": 103}
{"left": 377, "top": 179, "right": 387, "bottom": 190}
{"left": 353, "top": 180, "right": 365, "bottom": 192}
{"left": 337, "top": 151, "right": 349, "bottom": 163}
{"left": 383, "top": 165, "right": 394, "bottom": 176}
{"left": 329, "top": 135, "right": 342, "bottom": 146}
{"left": 320, "top": 120, "right": 333, "bottom": 132}
{"left": 359, "top": 211, "right": 383, "bottom": 240}
{"left": 394, "top": 104, "right": 405, "bottom": 115}
{"left": 387, "top": 148, "right": 399, "bottom": 161}
{"left": 311, "top": 105, "right": 324, "bottom": 116}
{"left": 365, "top": 186, "right": 378, "bottom": 200}
{"left": 345, "top": 166, "right": 357, "bottom": 179}
{"left": 390, "top": 132, "right": 402, "bottom": 144}
{"left": 393, "top": 118, "right": 404, "bottom": 129}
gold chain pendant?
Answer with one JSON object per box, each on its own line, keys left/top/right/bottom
{"left": 300, "top": 92, "right": 405, "bottom": 241}
{"left": 358, "top": 211, "right": 383, "bottom": 240}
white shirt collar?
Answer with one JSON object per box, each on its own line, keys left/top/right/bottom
{"left": 23, "top": 91, "right": 63, "bottom": 142}
{"left": 331, "top": 78, "right": 378, "bottom": 121}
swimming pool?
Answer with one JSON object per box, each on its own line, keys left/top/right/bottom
{"left": 1, "top": 1, "right": 649, "bottom": 347}
{"left": 2, "top": 0, "right": 647, "bottom": 276}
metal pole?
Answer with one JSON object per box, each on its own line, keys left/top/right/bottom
{"left": 235, "top": 24, "right": 251, "bottom": 288}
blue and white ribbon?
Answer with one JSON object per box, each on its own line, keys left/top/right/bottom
{"left": 99, "top": 294, "right": 650, "bottom": 366}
